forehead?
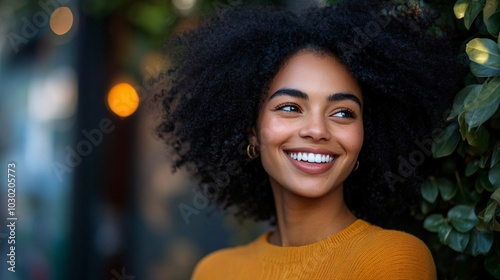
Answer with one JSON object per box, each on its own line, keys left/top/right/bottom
{"left": 267, "top": 51, "right": 362, "bottom": 101}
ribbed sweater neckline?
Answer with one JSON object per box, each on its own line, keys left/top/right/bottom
{"left": 254, "top": 219, "right": 370, "bottom": 264}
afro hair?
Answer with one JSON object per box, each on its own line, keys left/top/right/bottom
{"left": 155, "top": 0, "right": 465, "bottom": 228}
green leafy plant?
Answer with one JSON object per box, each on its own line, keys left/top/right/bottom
{"left": 420, "top": 0, "right": 500, "bottom": 278}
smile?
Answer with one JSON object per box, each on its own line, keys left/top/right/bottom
{"left": 288, "top": 152, "right": 335, "bottom": 163}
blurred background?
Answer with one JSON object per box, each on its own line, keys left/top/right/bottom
{"left": 0, "top": 0, "right": 322, "bottom": 279}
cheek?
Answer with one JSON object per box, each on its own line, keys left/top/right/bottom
{"left": 256, "top": 115, "right": 290, "bottom": 149}
{"left": 336, "top": 123, "right": 364, "bottom": 152}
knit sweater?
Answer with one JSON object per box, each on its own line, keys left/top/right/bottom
{"left": 192, "top": 219, "right": 436, "bottom": 279}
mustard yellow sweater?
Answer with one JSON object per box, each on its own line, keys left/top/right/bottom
{"left": 192, "top": 220, "right": 436, "bottom": 280}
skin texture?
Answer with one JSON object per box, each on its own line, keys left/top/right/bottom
{"left": 249, "top": 51, "right": 362, "bottom": 246}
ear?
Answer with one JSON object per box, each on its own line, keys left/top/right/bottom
{"left": 248, "top": 126, "right": 259, "bottom": 146}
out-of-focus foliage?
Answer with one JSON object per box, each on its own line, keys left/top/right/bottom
{"left": 420, "top": 0, "right": 500, "bottom": 278}
{"left": 83, "top": 0, "right": 280, "bottom": 46}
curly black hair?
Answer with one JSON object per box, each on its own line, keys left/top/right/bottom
{"left": 155, "top": 0, "right": 465, "bottom": 228}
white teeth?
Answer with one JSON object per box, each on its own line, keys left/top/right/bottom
{"left": 288, "top": 152, "right": 334, "bottom": 163}
{"left": 315, "top": 154, "right": 321, "bottom": 163}
{"left": 307, "top": 153, "right": 314, "bottom": 162}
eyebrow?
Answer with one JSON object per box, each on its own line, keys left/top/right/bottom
{"left": 269, "top": 88, "right": 362, "bottom": 107}
{"left": 328, "top": 93, "right": 362, "bottom": 107}
{"left": 270, "top": 89, "right": 308, "bottom": 100}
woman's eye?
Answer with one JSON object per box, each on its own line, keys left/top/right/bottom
{"left": 332, "top": 109, "right": 356, "bottom": 118}
{"left": 276, "top": 103, "right": 301, "bottom": 112}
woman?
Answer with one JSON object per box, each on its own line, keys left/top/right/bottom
{"left": 156, "top": 1, "right": 463, "bottom": 279}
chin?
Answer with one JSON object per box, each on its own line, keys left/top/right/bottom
{"left": 282, "top": 180, "right": 341, "bottom": 199}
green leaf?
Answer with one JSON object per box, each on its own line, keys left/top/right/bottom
{"left": 459, "top": 114, "right": 469, "bottom": 140}
{"left": 486, "top": 13, "right": 500, "bottom": 36}
{"left": 466, "top": 143, "right": 485, "bottom": 156}
{"left": 448, "top": 205, "right": 480, "bottom": 232}
{"left": 471, "top": 187, "right": 483, "bottom": 203}
{"left": 470, "top": 61, "right": 500, "bottom": 76}
{"left": 476, "top": 176, "right": 485, "bottom": 193}
{"left": 466, "top": 160, "right": 481, "bottom": 176}
{"left": 462, "top": 84, "right": 483, "bottom": 111}
{"left": 438, "top": 177, "right": 458, "bottom": 201}
{"left": 484, "top": 0, "right": 500, "bottom": 20}
{"left": 477, "top": 220, "right": 488, "bottom": 231}
{"left": 464, "top": 0, "right": 485, "bottom": 29}
{"left": 448, "top": 229, "right": 470, "bottom": 252}
{"left": 432, "top": 122, "right": 461, "bottom": 158}
{"left": 491, "top": 109, "right": 500, "bottom": 130}
{"left": 492, "top": 218, "right": 500, "bottom": 231}
{"left": 468, "top": 229, "right": 494, "bottom": 256}
{"left": 465, "top": 125, "right": 490, "bottom": 152}
{"left": 424, "top": 214, "right": 446, "bottom": 232}
{"left": 420, "top": 200, "right": 433, "bottom": 215}
{"left": 481, "top": 170, "right": 495, "bottom": 192}
{"left": 491, "top": 142, "right": 500, "bottom": 168}
{"left": 454, "top": 0, "right": 469, "bottom": 19}
{"left": 438, "top": 223, "right": 453, "bottom": 244}
{"left": 466, "top": 77, "right": 500, "bottom": 111}
{"left": 485, "top": 241, "right": 500, "bottom": 278}
{"left": 479, "top": 153, "right": 490, "bottom": 168}
{"left": 484, "top": 0, "right": 500, "bottom": 36}
{"left": 463, "top": 77, "right": 500, "bottom": 128}
{"left": 448, "top": 85, "right": 481, "bottom": 121}
{"left": 422, "top": 178, "right": 439, "bottom": 203}
{"left": 456, "top": 176, "right": 483, "bottom": 205}
{"left": 466, "top": 39, "right": 500, "bottom": 77}
{"left": 491, "top": 188, "right": 500, "bottom": 203}
{"left": 489, "top": 163, "right": 500, "bottom": 189}
{"left": 483, "top": 201, "right": 498, "bottom": 223}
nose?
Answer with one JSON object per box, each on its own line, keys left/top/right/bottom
{"left": 298, "top": 113, "right": 331, "bottom": 141}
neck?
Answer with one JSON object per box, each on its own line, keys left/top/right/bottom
{"left": 268, "top": 182, "right": 356, "bottom": 247}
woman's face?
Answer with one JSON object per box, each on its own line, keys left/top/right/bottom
{"left": 250, "top": 51, "right": 363, "bottom": 198}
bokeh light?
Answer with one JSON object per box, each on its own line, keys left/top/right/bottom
{"left": 50, "top": 7, "right": 74, "bottom": 36}
{"left": 107, "top": 83, "right": 140, "bottom": 117}
{"left": 28, "top": 67, "right": 78, "bottom": 122}
{"left": 172, "top": 0, "right": 197, "bottom": 12}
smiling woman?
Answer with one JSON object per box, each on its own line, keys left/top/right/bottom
{"left": 252, "top": 51, "right": 363, "bottom": 248}
{"left": 155, "top": 1, "right": 465, "bottom": 279}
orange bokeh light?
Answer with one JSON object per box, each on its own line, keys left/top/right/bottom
{"left": 107, "top": 83, "right": 140, "bottom": 117}
{"left": 50, "top": 7, "right": 73, "bottom": 36}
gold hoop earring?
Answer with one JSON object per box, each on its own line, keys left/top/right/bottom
{"left": 354, "top": 161, "right": 360, "bottom": 171}
{"left": 247, "top": 145, "right": 259, "bottom": 159}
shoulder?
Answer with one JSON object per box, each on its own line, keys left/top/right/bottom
{"left": 353, "top": 223, "right": 436, "bottom": 279}
{"left": 191, "top": 235, "right": 261, "bottom": 280}
{"left": 191, "top": 248, "right": 236, "bottom": 280}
